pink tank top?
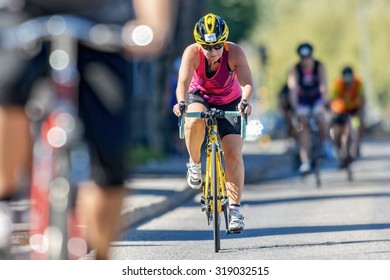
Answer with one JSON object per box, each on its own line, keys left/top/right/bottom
{"left": 189, "top": 46, "right": 242, "bottom": 105}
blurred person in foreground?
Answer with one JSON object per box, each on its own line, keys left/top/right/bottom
{"left": 287, "top": 42, "right": 333, "bottom": 174}
{"left": 330, "top": 66, "right": 365, "bottom": 166}
{"left": 172, "top": 13, "right": 253, "bottom": 234}
{"left": 0, "top": 0, "right": 177, "bottom": 260}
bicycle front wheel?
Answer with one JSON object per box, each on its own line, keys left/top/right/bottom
{"left": 211, "top": 142, "right": 221, "bottom": 252}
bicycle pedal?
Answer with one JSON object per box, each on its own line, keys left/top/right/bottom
{"left": 200, "top": 196, "right": 206, "bottom": 211}
{"left": 227, "top": 229, "right": 243, "bottom": 235}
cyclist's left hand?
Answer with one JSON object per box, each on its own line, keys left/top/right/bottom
{"left": 238, "top": 99, "right": 252, "bottom": 116}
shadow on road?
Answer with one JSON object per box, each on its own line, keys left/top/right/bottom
{"left": 242, "top": 192, "right": 390, "bottom": 206}
{"left": 241, "top": 223, "right": 390, "bottom": 238}
{"left": 219, "top": 238, "right": 390, "bottom": 255}
{"left": 117, "top": 223, "right": 390, "bottom": 242}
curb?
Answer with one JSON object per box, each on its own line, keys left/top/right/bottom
{"left": 120, "top": 180, "right": 195, "bottom": 230}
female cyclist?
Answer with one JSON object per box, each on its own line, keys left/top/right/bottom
{"left": 172, "top": 13, "right": 253, "bottom": 233}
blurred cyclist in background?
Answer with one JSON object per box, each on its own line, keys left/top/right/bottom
{"left": 0, "top": 0, "right": 177, "bottom": 260}
{"left": 330, "top": 66, "right": 365, "bottom": 164}
{"left": 287, "top": 42, "right": 333, "bottom": 174}
{"left": 172, "top": 13, "right": 253, "bottom": 233}
{"left": 278, "top": 82, "right": 296, "bottom": 139}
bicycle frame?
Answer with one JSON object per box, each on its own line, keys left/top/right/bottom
{"left": 179, "top": 109, "right": 246, "bottom": 252}
{"left": 204, "top": 120, "right": 229, "bottom": 214}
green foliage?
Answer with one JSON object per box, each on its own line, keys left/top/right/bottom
{"left": 130, "top": 145, "right": 165, "bottom": 166}
{"left": 249, "top": 0, "right": 390, "bottom": 112}
{"left": 208, "top": 0, "right": 259, "bottom": 43}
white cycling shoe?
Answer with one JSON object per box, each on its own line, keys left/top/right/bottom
{"left": 299, "top": 162, "right": 311, "bottom": 174}
{"left": 186, "top": 162, "right": 202, "bottom": 189}
{"left": 228, "top": 210, "right": 245, "bottom": 233}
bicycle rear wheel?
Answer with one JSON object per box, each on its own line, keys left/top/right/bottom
{"left": 311, "top": 134, "right": 322, "bottom": 188}
{"left": 211, "top": 143, "right": 221, "bottom": 252}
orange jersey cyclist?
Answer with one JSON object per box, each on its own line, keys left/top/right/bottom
{"left": 330, "top": 66, "right": 365, "bottom": 157}
{"left": 172, "top": 13, "right": 253, "bottom": 233}
{"left": 331, "top": 66, "right": 365, "bottom": 118}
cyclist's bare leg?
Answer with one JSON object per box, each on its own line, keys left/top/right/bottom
{"left": 315, "top": 110, "right": 330, "bottom": 141}
{"left": 341, "top": 123, "right": 351, "bottom": 148}
{"left": 77, "top": 183, "right": 124, "bottom": 260}
{"left": 287, "top": 109, "right": 298, "bottom": 140}
{"left": 332, "top": 121, "right": 351, "bottom": 167}
{"left": 340, "top": 122, "right": 353, "bottom": 165}
{"left": 331, "top": 124, "right": 343, "bottom": 150}
{"left": 316, "top": 109, "right": 334, "bottom": 158}
{"left": 0, "top": 106, "right": 30, "bottom": 197}
{"left": 0, "top": 107, "right": 30, "bottom": 258}
{"left": 221, "top": 134, "right": 244, "bottom": 205}
{"left": 297, "top": 116, "right": 310, "bottom": 165}
{"left": 345, "top": 119, "right": 358, "bottom": 160}
{"left": 184, "top": 102, "right": 207, "bottom": 163}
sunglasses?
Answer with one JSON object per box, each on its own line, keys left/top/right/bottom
{"left": 201, "top": 43, "right": 224, "bottom": 51}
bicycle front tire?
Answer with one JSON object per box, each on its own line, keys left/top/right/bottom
{"left": 211, "top": 142, "right": 221, "bottom": 252}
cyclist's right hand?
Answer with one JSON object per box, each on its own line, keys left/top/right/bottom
{"left": 173, "top": 101, "right": 187, "bottom": 117}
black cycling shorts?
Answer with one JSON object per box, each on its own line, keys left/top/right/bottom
{"left": 331, "top": 108, "right": 359, "bottom": 126}
{"left": 331, "top": 113, "right": 350, "bottom": 125}
{"left": 77, "top": 45, "right": 132, "bottom": 187}
{"left": 0, "top": 17, "right": 132, "bottom": 187}
{"left": 187, "top": 91, "right": 242, "bottom": 139}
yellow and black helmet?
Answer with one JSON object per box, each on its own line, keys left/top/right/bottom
{"left": 193, "top": 13, "right": 229, "bottom": 45}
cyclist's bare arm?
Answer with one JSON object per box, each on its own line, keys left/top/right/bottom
{"left": 173, "top": 44, "right": 199, "bottom": 116}
{"left": 227, "top": 42, "right": 253, "bottom": 115}
{"left": 124, "top": 0, "right": 178, "bottom": 58}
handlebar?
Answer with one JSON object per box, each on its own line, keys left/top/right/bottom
{"left": 0, "top": 14, "right": 151, "bottom": 52}
{"left": 179, "top": 109, "right": 247, "bottom": 140}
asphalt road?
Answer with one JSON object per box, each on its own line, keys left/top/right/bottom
{"left": 110, "top": 138, "right": 390, "bottom": 260}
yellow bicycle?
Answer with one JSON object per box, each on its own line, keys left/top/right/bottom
{"left": 179, "top": 104, "right": 247, "bottom": 252}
